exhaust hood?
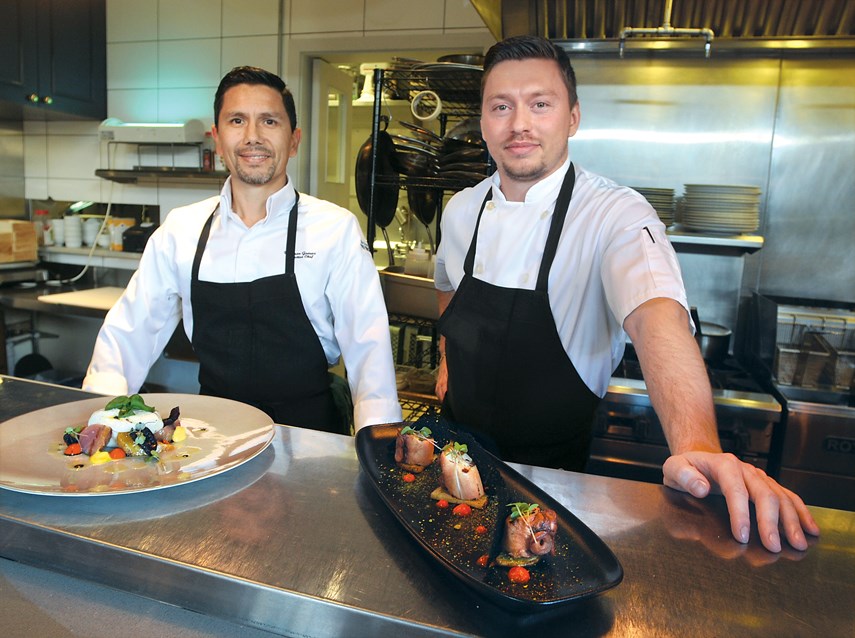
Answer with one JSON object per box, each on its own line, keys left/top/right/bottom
{"left": 471, "top": 0, "right": 855, "bottom": 54}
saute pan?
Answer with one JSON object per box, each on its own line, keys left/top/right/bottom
{"left": 355, "top": 129, "right": 399, "bottom": 229}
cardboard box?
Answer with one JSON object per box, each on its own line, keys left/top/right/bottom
{"left": 0, "top": 220, "right": 38, "bottom": 263}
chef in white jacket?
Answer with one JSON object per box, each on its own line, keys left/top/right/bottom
{"left": 84, "top": 66, "right": 402, "bottom": 433}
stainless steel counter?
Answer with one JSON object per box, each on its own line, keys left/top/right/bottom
{"left": 1, "top": 375, "right": 853, "bottom": 637}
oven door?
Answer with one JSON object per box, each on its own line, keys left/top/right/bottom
{"left": 778, "top": 400, "right": 855, "bottom": 511}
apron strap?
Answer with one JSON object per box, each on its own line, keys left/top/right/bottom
{"left": 285, "top": 192, "right": 300, "bottom": 275}
{"left": 462, "top": 189, "right": 493, "bottom": 277}
{"left": 536, "top": 163, "right": 575, "bottom": 292}
{"left": 191, "top": 203, "right": 219, "bottom": 283}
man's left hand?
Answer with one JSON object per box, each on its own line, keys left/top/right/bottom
{"left": 663, "top": 451, "right": 820, "bottom": 553}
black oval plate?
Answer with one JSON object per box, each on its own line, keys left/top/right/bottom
{"left": 355, "top": 418, "right": 623, "bottom": 612}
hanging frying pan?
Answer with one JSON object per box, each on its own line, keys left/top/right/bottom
{"left": 355, "top": 129, "right": 399, "bottom": 229}
{"left": 406, "top": 163, "right": 441, "bottom": 254}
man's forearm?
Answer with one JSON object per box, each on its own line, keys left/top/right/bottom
{"left": 624, "top": 298, "right": 721, "bottom": 455}
{"left": 436, "top": 290, "right": 454, "bottom": 356}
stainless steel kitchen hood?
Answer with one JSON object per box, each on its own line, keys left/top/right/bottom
{"left": 471, "top": 0, "right": 855, "bottom": 54}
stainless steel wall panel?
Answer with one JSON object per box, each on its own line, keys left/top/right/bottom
{"left": 566, "top": 58, "right": 781, "bottom": 328}
{"left": 759, "top": 59, "right": 855, "bottom": 303}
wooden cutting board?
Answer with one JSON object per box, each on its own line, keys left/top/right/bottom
{"left": 37, "top": 286, "right": 125, "bottom": 311}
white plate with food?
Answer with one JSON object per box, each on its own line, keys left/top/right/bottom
{"left": 0, "top": 394, "right": 275, "bottom": 496}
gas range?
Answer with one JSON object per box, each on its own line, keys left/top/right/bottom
{"left": 587, "top": 351, "right": 782, "bottom": 484}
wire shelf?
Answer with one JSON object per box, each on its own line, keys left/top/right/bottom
{"left": 385, "top": 66, "right": 482, "bottom": 117}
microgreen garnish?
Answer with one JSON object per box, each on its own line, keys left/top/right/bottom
{"left": 442, "top": 441, "right": 473, "bottom": 465}
{"left": 400, "top": 425, "right": 432, "bottom": 439}
{"left": 105, "top": 394, "right": 155, "bottom": 418}
{"left": 508, "top": 502, "right": 539, "bottom": 520}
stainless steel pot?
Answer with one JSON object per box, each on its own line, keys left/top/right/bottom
{"left": 697, "top": 321, "right": 732, "bottom": 362}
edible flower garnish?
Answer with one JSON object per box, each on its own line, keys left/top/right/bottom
{"left": 105, "top": 394, "right": 155, "bottom": 418}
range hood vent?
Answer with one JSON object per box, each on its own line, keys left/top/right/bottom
{"left": 471, "top": 0, "right": 855, "bottom": 43}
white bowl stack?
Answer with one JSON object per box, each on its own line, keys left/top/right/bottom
{"left": 681, "top": 184, "right": 761, "bottom": 234}
{"left": 632, "top": 186, "right": 676, "bottom": 226}
{"left": 63, "top": 215, "right": 83, "bottom": 248}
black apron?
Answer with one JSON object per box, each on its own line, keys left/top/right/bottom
{"left": 190, "top": 194, "right": 341, "bottom": 432}
{"left": 438, "top": 164, "right": 600, "bottom": 471}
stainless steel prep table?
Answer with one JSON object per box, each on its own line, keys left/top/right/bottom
{"left": 1, "top": 376, "right": 853, "bottom": 637}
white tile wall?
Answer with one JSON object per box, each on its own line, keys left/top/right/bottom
{"left": 221, "top": 35, "right": 280, "bottom": 75}
{"left": 223, "top": 0, "right": 281, "bottom": 36}
{"left": 108, "top": 42, "right": 159, "bottom": 90}
{"left": 157, "top": 88, "right": 217, "bottom": 124}
{"left": 23, "top": 134, "right": 47, "bottom": 178}
{"left": 24, "top": 0, "right": 490, "bottom": 204}
{"left": 106, "top": 0, "right": 157, "bottom": 42}
{"left": 290, "top": 0, "right": 364, "bottom": 34}
{"left": 365, "top": 0, "right": 444, "bottom": 32}
{"left": 158, "top": 0, "right": 222, "bottom": 40}
{"left": 107, "top": 88, "right": 160, "bottom": 122}
{"left": 158, "top": 40, "right": 222, "bottom": 89}
{"left": 102, "top": 180, "right": 160, "bottom": 206}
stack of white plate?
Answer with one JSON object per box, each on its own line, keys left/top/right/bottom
{"left": 633, "top": 186, "right": 676, "bottom": 226}
{"left": 681, "top": 184, "right": 761, "bottom": 233}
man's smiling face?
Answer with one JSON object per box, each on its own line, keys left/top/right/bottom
{"left": 212, "top": 83, "right": 301, "bottom": 191}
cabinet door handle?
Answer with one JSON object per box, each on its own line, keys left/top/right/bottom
{"left": 42, "top": 96, "right": 53, "bottom": 105}
{"left": 27, "top": 93, "right": 40, "bottom": 103}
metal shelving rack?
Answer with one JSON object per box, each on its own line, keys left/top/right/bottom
{"left": 366, "top": 65, "right": 484, "bottom": 418}
{"left": 365, "top": 66, "right": 484, "bottom": 253}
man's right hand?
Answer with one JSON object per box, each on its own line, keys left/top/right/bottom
{"left": 435, "top": 356, "right": 448, "bottom": 401}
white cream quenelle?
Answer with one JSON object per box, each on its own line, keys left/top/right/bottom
{"left": 87, "top": 408, "right": 164, "bottom": 448}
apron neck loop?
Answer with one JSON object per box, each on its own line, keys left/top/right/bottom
{"left": 191, "top": 192, "right": 302, "bottom": 281}
{"left": 463, "top": 188, "right": 493, "bottom": 276}
{"left": 285, "top": 192, "right": 300, "bottom": 275}
{"left": 535, "top": 163, "right": 575, "bottom": 291}
{"left": 462, "top": 164, "right": 576, "bottom": 289}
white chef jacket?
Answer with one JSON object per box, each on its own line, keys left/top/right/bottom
{"left": 84, "top": 177, "right": 403, "bottom": 429}
{"left": 434, "top": 155, "right": 690, "bottom": 398}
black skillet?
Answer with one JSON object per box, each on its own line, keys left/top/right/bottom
{"left": 355, "top": 128, "right": 399, "bottom": 229}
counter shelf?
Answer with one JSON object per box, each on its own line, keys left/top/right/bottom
{"left": 1, "top": 375, "right": 853, "bottom": 638}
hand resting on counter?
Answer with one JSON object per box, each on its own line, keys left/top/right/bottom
{"left": 663, "top": 451, "right": 820, "bottom": 553}
{"left": 626, "top": 297, "right": 820, "bottom": 554}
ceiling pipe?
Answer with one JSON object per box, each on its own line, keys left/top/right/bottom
{"left": 618, "top": 0, "right": 715, "bottom": 58}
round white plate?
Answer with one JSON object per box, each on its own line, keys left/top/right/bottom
{"left": 0, "top": 394, "right": 274, "bottom": 496}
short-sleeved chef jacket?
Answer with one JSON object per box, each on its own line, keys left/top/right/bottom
{"left": 83, "top": 176, "right": 402, "bottom": 429}
{"left": 434, "top": 155, "right": 690, "bottom": 398}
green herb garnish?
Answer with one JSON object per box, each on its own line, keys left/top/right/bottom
{"left": 443, "top": 441, "right": 468, "bottom": 455}
{"left": 105, "top": 394, "right": 155, "bottom": 418}
{"left": 400, "top": 425, "right": 432, "bottom": 439}
{"left": 508, "top": 502, "right": 539, "bottom": 520}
